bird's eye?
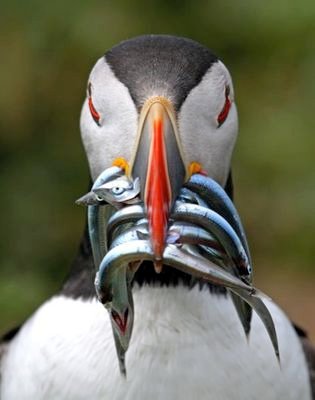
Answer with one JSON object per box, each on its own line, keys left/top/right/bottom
{"left": 217, "top": 86, "right": 231, "bottom": 127}
{"left": 111, "top": 187, "right": 125, "bottom": 195}
{"left": 88, "top": 83, "right": 100, "bottom": 125}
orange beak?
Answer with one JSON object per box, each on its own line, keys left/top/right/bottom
{"left": 130, "top": 97, "right": 187, "bottom": 271}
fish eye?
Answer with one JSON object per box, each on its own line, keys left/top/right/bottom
{"left": 112, "top": 187, "right": 125, "bottom": 195}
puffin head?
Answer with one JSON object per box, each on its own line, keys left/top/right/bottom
{"left": 78, "top": 36, "right": 280, "bottom": 373}
{"left": 80, "top": 34, "right": 238, "bottom": 268}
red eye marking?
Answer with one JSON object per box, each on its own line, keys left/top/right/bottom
{"left": 88, "top": 97, "right": 100, "bottom": 124}
{"left": 88, "top": 83, "right": 100, "bottom": 125}
{"left": 217, "top": 86, "right": 231, "bottom": 127}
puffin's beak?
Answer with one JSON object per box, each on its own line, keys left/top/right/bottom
{"left": 130, "top": 97, "right": 187, "bottom": 270}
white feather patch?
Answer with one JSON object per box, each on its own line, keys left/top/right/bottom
{"left": 178, "top": 61, "right": 238, "bottom": 186}
{"left": 80, "top": 58, "right": 138, "bottom": 181}
{"left": 1, "top": 286, "right": 311, "bottom": 400}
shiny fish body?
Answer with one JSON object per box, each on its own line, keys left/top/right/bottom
{"left": 168, "top": 222, "right": 225, "bottom": 254}
{"left": 88, "top": 166, "right": 123, "bottom": 268}
{"left": 93, "top": 176, "right": 141, "bottom": 205}
{"left": 163, "top": 245, "right": 253, "bottom": 292}
{"left": 95, "top": 240, "right": 155, "bottom": 304}
{"left": 102, "top": 265, "right": 134, "bottom": 376}
{"left": 95, "top": 240, "right": 253, "bottom": 306}
{"left": 185, "top": 174, "right": 251, "bottom": 262}
{"left": 88, "top": 204, "right": 115, "bottom": 269}
{"left": 107, "top": 205, "right": 145, "bottom": 243}
{"left": 163, "top": 246, "right": 279, "bottom": 359}
{"left": 92, "top": 166, "right": 124, "bottom": 191}
{"left": 87, "top": 167, "right": 279, "bottom": 373}
{"left": 177, "top": 187, "right": 209, "bottom": 208}
{"left": 76, "top": 166, "right": 124, "bottom": 207}
{"left": 172, "top": 202, "right": 251, "bottom": 282}
{"left": 173, "top": 199, "right": 253, "bottom": 335}
{"left": 183, "top": 175, "right": 254, "bottom": 335}
{"left": 229, "top": 286, "right": 279, "bottom": 361}
{"left": 199, "top": 243, "right": 252, "bottom": 336}
{"left": 75, "top": 191, "right": 101, "bottom": 206}
{"left": 110, "top": 224, "right": 149, "bottom": 249}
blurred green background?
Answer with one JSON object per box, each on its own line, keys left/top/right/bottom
{"left": 1, "top": 1, "right": 314, "bottom": 338}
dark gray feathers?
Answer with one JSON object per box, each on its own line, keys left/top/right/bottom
{"left": 105, "top": 35, "right": 218, "bottom": 111}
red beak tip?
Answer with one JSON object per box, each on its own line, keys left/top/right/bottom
{"left": 154, "top": 261, "right": 163, "bottom": 274}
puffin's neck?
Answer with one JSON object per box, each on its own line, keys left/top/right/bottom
{"left": 61, "top": 172, "right": 233, "bottom": 299}
{"left": 61, "top": 223, "right": 96, "bottom": 299}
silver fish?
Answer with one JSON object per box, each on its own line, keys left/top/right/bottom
{"left": 93, "top": 176, "right": 141, "bottom": 206}
{"left": 95, "top": 233, "right": 278, "bottom": 370}
{"left": 88, "top": 166, "right": 123, "bottom": 269}
{"left": 75, "top": 191, "right": 101, "bottom": 206}
{"left": 95, "top": 240, "right": 252, "bottom": 308}
{"left": 177, "top": 187, "right": 209, "bottom": 208}
{"left": 172, "top": 200, "right": 253, "bottom": 335}
{"left": 95, "top": 240, "right": 155, "bottom": 304}
{"left": 185, "top": 174, "right": 251, "bottom": 262}
{"left": 229, "top": 286, "right": 280, "bottom": 362}
{"left": 88, "top": 204, "right": 115, "bottom": 269}
{"left": 76, "top": 166, "right": 123, "bottom": 206}
{"left": 110, "top": 223, "right": 149, "bottom": 249}
{"left": 172, "top": 202, "right": 252, "bottom": 282}
{"left": 184, "top": 174, "right": 254, "bottom": 335}
{"left": 199, "top": 244, "right": 251, "bottom": 337}
{"left": 96, "top": 235, "right": 254, "bottom": 374}
{"left": 107, "top": 205, "right": 145, "bottom": 244}
{"left": 105, "top": 267, "right": 134, "bottom": 376}
{"left": 92, "top": 166, "right": 124, "bottom": 190}
{"left": 163, "top": 245, "right": 253, "bottom": 292}
{"left": 168, "top": 222, "right": 225, "bottom": 255}
{"left": 88, "top": 168, "right": 278, "bottom": 372}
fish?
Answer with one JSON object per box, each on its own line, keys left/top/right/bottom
{"left": 172, "top": 200, "right": 253, "bottom": 336}
{"left": 172, "top": 202, "right": 252, "bottom": 282}
{"left": 105, "top": 267, "right": 135, "bottom": 376}
{"left": 184, "top": 174, "right": 254, "bottom": 335}
{"left": 87, "top": 167, "right": 279, "bottom": 373}
{"left": 106, "top": 204, "right": 145, "bottom": 244}
{"left": 185, "top": 174, "right": 251, "bottom": 262}
{"left": 88, "top": 166, "right": 123, "bottom": 269}
{"left": 177, "top": 187, "right": 209, "bottom": 208}
{"left": 93, "top": 176, "right": 141, "bottom": 206}
{"left": 76, "top": 166, "right": 123, "bottom": 207}
{"left": 168, "top": 221, "right": 225, "bottom": 255}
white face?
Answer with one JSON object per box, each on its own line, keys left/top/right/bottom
{"left": 80, "top": 58, "right": 138, "bottom": 181}
{"left": 80, "top": 57, "right": 238, "bottom": 186}
{"left": 178, "top": 61, "right": 238, "bottom": 185}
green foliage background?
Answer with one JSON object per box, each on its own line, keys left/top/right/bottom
{"left": 1, "top": 1, "right": 314, "bottom": 334}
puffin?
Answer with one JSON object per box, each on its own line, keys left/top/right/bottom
{"left": 0, "top": 34, "right": 314, "bottom": 400}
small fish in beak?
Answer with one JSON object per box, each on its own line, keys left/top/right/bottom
{"left": 172, "top": 202, "right": 252, "bottom": 282}
{"left": 93, "top": 176, "right": 141, "bottom": 207}
{"left": 83, "top": 159, "right": 279, "bottom": 374}
{"left": 75, "top": 191, "right": 101, "bottom": 206}
{"left": 185, "top": 174, "right": 251, "bottom": 263}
